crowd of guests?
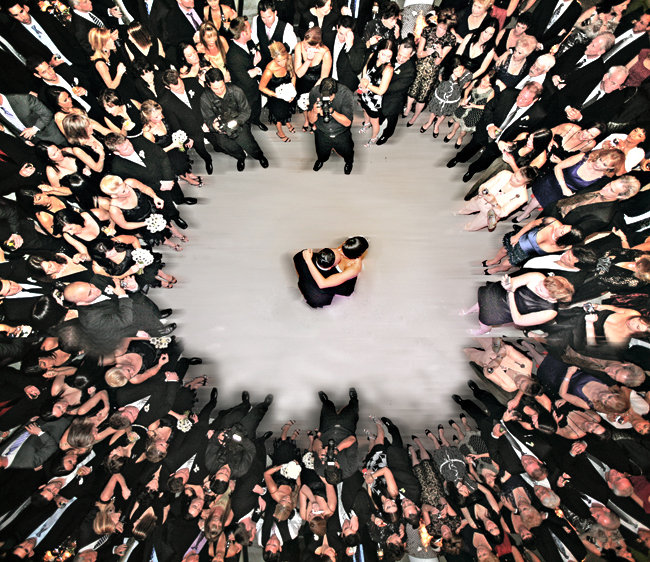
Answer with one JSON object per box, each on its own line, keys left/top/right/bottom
{"left": 0, "top": 0, "right": 650, "bottom": 559}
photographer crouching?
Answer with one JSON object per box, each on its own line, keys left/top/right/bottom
{"left": 307, "top": 78, "right": 355, "bottom": 175}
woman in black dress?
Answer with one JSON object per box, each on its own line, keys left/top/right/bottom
{"left": 464, "top": 271, "right": 575, "bottom": 335}
{"left": 140, "top": 100, "right": 202, "bottom": 186}
{"left": 89, "top": 28, "right": 139, "bottom": 103}
{"left": 99, "top": 89, "right": 143, "bottom": 139}
{"left": 259, "top": 42, "right": 297, "bottom": 142}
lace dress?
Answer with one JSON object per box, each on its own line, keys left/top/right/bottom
{"left": 454, "top": 85, "right": 493, "bottom": 132}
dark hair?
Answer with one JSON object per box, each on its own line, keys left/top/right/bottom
{"left": 342, "top": 236, "right": 368, "bottom": 258}
{"left": 338, "top": 14, "right": 354, "bottom": 30}
{"left": 324, "top": 464, "right": 342, "bottom": 485}
{"left": 211, "top": 478, "right": 229, "bottom": 495}
{"left": 380, "top": 1, "right": 400, "bottom": 20}
{"left": 263, "top": 552, "right": 281, "bottom": 562}
{"left": 52, "top": 208, "right": 84, "bottom": 236}
{"left": 133, "top": 57, "right": 154, "bottom": 76}
{"left": 441, "top": 55, "right": 466, "bottom": 81}
{"left": 556, "top": 226, "right": 584, "bottom": 247}
{"left": 529, "top": 128, "right": 552, "bottom": 152}
{"left": 571, "top": 245, "right": 597, "bottom": 265}
{"left": 42, "top": 86, "right": 71, "bottom": 113}
{"left": 320, "top": 77, "right": 338, "bottom": 96}
{"left": 102, "top": 453, "right": 127, "bottom": 474}
{"left": 581, "top": 120, "right": 607, "bottom": 136}
{"left": 515, "top": 13, "right": 532, "bottom": 28}
{"left": 34, "top": 142, "right": 60, "bottom": 169}
{"left": 518, "top": 165, "right": 539, "bottom": 183}
{"left": 26, "top": 54, "right": 49, "bottom": 73}
{"left": 98, "top": 88, "right": 123, "bottom": 107}
{"left": 108, "top": 412, "right": 132, "bottom": 430}
{"left": 315, "top": 248, "right": 335, "bottom": 269}
{"left": 342, "top": 532, "right": 361, "bottom": 546}
{"left": 32, "top": 295, "right": 66, "bottom": 331}
{"left": 167, "top": 476, "right": 185, "bottom": 494}
{"left": 367, "top": 38, "right": 396, "bottom": 70}
{"left": 399, "top": 36, "right": 416, "bottom": 52}
{"left": 162, "top": 68, "right": 181, "bottom": 87}
{"left": 205, "top": 67, "right": 226, "bottom": 85}
{"left": 257, "top": 0, "right": 275, "bottom": 12}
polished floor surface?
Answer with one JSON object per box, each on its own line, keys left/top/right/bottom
{"left": 154, "top": 111, "right": 506, "bottom": 438}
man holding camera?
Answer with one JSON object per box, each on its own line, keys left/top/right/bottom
{"left": 200, "top": 68, "right": 269, "bottom": 172}
{"left": 307, "top": 77, "right": 355, "bottom": 175}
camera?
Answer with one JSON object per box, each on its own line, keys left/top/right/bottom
{"left": 318, "top": 96, "right": 333, "bottom": 123}
{"left": 325, "top": 438, "right": 337, "bottom": 464}
{"left": 222, "top": 427, "right": 243, "bottom": 443}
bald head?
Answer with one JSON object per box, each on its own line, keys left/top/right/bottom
{"left": 63, "top": 282, "right": 101, "bottom": 305}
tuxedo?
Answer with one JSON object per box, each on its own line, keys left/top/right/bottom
{"left": 69, "top": 7, "right": 122, "bottom": 55}
{"left": 0, "top": 41, "right": 37, "bottom": 94}
{"left": 0, "top": 131, "right": 44, "bottom": 196}
{"left": 163, "top": 3, "right": 200, "bottom": 64}
{"left": 226, "top": 40, "right": 264, "bottom": 126}
{"left": 108, "top": 135, "right": 184, "bottom": 212}
{"left": 604, "top": 28, "right": 650, "bottom": 67}
{"left": 455, "top": 88, "right": 546, "bottom": 175}
{"left": 0, "top": 281, "right": 52, "bottom": 324}
{"left": 555, "top": 80, "right": 630, "bottom": 125}
{"left": 114, "top": 377, "right": 179, "bottom": 425}
{"left": 127, "top": 0, "right": 170, "bottom": 40}
{"left": 0, "top": 94, "right": 66, "bottom": 145}
{"left": 324, "top": 32, "right": 365, "bottom": 93}
{"left": 293, "top": 251, "right": 339, "bottom": 308}
{"left": 253, "top": 16, "right": 296, "bottom": 69}
{"left": 529, "top": 0, "right": 582, "bottom": 48}
{"left": 340, "top": 0, "right": 373, "bottom": 36}
{"left": 530, "top": 513, "right": 587, "bottom": 562}
{"left": 378, "top": 57, "right": 415, "bottom": 143}
{"left": 158, "top": 80, "right": 217, "bottom": 165}
{"left": 5, "top": 10, "right": 90, "bottom": 70}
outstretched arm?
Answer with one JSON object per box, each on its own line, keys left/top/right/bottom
{"left": 302, "top": 249, "right": 362, "bottom": 289}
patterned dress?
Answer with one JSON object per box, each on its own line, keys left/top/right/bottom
{"left": 454, "top": 85, "right": 493, "bottom": 132}
{"left": 408, "top": 26, "right": 457, "bottom": 104}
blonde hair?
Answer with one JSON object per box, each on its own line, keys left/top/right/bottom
{"left": 89, "top": 27, "right": 112, "bottom": 61}
{"left": 516, "top": 35, "right": 537, "bottom": 56}
{"left": 304, "top": 26, "right": 322, "bottom": 46}
{"left": 543, "top": 276, "right": 575, "bottom": 303}
{"left": 105, "top": 366, "right": 129, "bottom": 387}
{"left": 269, "top": 41, "right": 295, "bottom": 77}
{"left": 100, "top": 175, "right": 124, "bottom": 195}
{"left": 62, "top": 112, "right": 92, "bottom": 144}
{"left": 140, "top": 99, "right": 162, "bottom": 124}
{"left": 199, "top": 22, "right": 225, "bottom": 56}
{"left": 93, "top": 501, "right": 118, "bottom": 535}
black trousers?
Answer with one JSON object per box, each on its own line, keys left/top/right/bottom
{"left": 319, "top": 395, "right": 359, "bottom": 433}
{"left": 456, "top": 139, "right": 500, "bottom": 177}
{"left": 215, "top": 125, "right": 264, "bottom": 161}
{"left": 314, "top": 128, "right": 354, "bottom": 165}
{"left": 379, "top": 114, "right": 399, "bottom": 141}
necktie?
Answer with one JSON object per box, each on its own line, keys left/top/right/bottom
{"left": 499, "top": 106, "right": 522, "bottom": 136}
{"left": 582, "top": 88, "right": 603, "bottom": 108}
{"left": 187, "top": 10, "right": 201, "bottom": 30}
{"left": 547, "top": 2, "right": 565, "bottom": 29}
{"left": 29, "top": 24, "right": 44, "bottom": 39}
{"left": 2, "top": 430, "right": 30, "bottom": 457}
{"left": 0, "top": 106, "right": 15, "bottom": 120}
{"left": 88, "top": 11, "right": 105, "bottom": 27}
{"left": 93, "top": 534, "right": 110, "bottom": 550}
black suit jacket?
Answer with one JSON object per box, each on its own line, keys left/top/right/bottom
{"left": 531, "top": 513, "right": 587, "bottom": 562}
{"left": 381, "top": 58, "right": 416, "bottom": 117}
{"left": 127, "top": 0, "right": 170, "bottom": 40}
{"left": 163, "top": 4, "right": 198, "bottom": 64}
{"left": 325, "top": 34, "right": 365, "bottom": 93}
{"left": 109, "top": 135, "right": 175, "bottom": 189}
{"left": 226, "top": 40, "right": 263, "bottom": 105}
{"left": 293, "top": 251, "right": 338, "bottom": 307}
{"left": 6, "top": 11, "right": 89, "bottom": 69}
{"left": 158, "top": 81, "right": 207, "bottom": 142}
{"left": 475, "top": 88, "right": 546, "bottom": 145}
{"left": 604, "top": 30, "right": 650, "bottom": 67}
{"left": 529, "top": 0, "right": 582, "bottom": 48}
{"left": 69, "top": 8, "right": 121, "bottom": 55}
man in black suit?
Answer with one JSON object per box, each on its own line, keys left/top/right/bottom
{"left": 0, "top": 278, "right": 52, "bottom": 325}
{"left": 159, "top": 68, "right": 216, "bottom": 174}
{"left": 200, "top": 68, "right": 269, "bottom": 172}
{"left": 549, "top": 32, "right": 614, "bottom": 90}
{"left": 251, "top": 0, "right": 298, "bottom": 69}
{"left": 163, "top": 0, "right": 202, "bottom": 65}
{"left": 529, "top": 0, "right": 582, "bottom": 50}
{"left": 377, "top": 38, "right": 415, "bottom": 145}
{"left": 0, "top": 417, "right": 71, "bottom": 470}
{"left": 3, "top": 1, "right": 91, "bottom": 72}
{"left": 293, "top": 247, "right": 339, "bottom": 308}
{"left": 125, "top": 0, "right": 169, "bottom": 40}
{"left": 338, "top": 0, "right": 372, "bottom": 37}
{"left": 69, "top": 0, "right": 123, "bottom": 55}
{"left": 0, "top": 92, "right": 66, "bottom": 145}
{"left": 603, "top": 12, "right": 650, "bottom": 67}
{"left": 325, "top": 16, "right": 365, "bottom": 94}
{"left": 105, "top": 133, "right": 195, "bottom": 228}
{"left": 226, "top": 16, "right": 268, "bottom": 131}
{"left": 447, "top": 83, "right": 546, "bottom": 182}
{"left": 556, "top": 65, "right": 629, "bottom": 125}
{"left": 63, "top": 277, "right": 171, "bottom": 353}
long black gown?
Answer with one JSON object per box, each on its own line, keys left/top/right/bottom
{"left": 478, "top": 283, "right": 555, "bottom": 326}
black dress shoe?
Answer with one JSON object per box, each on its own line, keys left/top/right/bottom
{"left": 452, "top": 394, "right": 463, "bottom": 405}
{"left": 411, "top": 434, "right": 418, "bottom": 440}
{"left": 237, "top": 159, "right": 245, "bottom": 171}
{"left": 462, "top": 171, "right": 474, "bottom": 183}
{"left": 381, "top": 416, "right": 393, "bottom": 427}
{"left": 467, "top": 380, "right": 479, "bottom": 392}
{"left": 376, "top": 136, "right": 388, "bottom": 145}
{"left": 448, "top": 419, "right": 456, "bottom": 426}
{"left": 242, "top": 390, "right": 250, "bottom": 403}
{"left": 159, "top": 308, "right": 173, "bottom": 319}
{"left": 174, "top": 217, "right": 188, "bottom": 229}
{"left": 446, "top": 158, "right": 458, "bottom": 168}
{"left": 210, "top": 387, "right": 218, "bottom": 401}
{"left": 313, "top": 160, "right": 323, "bottom": 171}
{"left": 263, "top": 393, "right": 273, "bottom": 406}
{"left": 206, "top": 160, "right": 214, "bottom": 175}
{"left": 406, "top": 121, "right": 414, "bottom": 127}
{"left": 261, "top": 430, "right": 273, "bottom": 440}
{"left": 188, "top": 357, "right": 202, "bottom": 365}
{"left": 344, "top": 162, "right": 353, "bottom": 175}
{"left": 318, "top": 391, "right": 328, "bottom": 403}
{"left": 182, "top": 197, "right": 197, "bottom": 205}
{"left": 158, "top": 322, "right": 177, "bottom": 336}
{"left": 256, "top": 122, "right": 268, "bottom": 131}
{"left": 349, "top": 387, "right": 357, "bottom": 400}
{"left": 259, "top": 156, "right": 269, "bottom": 168}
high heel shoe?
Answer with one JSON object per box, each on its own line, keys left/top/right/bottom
{"left": 419, "top": 125, "right": 430, "bottom": 133}
{"left": 483, "top": 269, "right": 492, "bottom": 275}
{"left": 432, "top": 130, "right": 439, "bottom": 138}
{"left": 444, "top": 135, "right": 453, "bottom": 143}
{"left": 406, "top": 121, "right": 415, "bottom": 128}
{"left": 481, "top": 260, "right": 489, "bottom": 267}
{"left": 438, "top": 424, "right": 444, "bottom": 431}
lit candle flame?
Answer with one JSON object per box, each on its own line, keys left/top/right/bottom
{"left": 419, "top": 523, "right": 432, "bottom": 548}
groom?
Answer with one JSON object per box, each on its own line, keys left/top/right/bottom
{"left": 293, "top": 248, "right": 339, "bottom": 308}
